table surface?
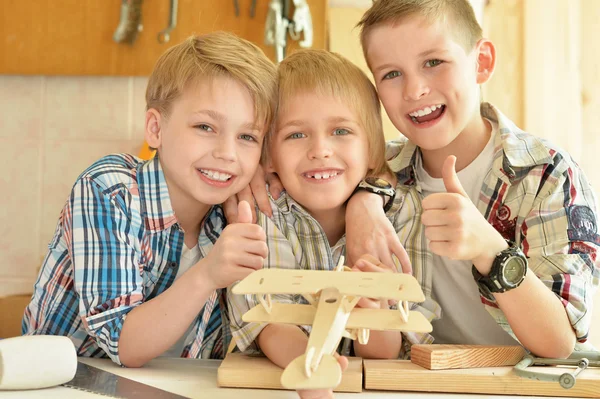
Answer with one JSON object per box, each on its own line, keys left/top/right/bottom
{"left": 0, "top": 357, "right": 573, "bottom": 399}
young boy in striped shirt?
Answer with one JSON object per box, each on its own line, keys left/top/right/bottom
{"left": 23, "top": 32, "right": 277, "bottom": 367}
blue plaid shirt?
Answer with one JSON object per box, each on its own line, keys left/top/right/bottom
{"left": 23, "top": 154, "right": 230, "bottom": 364}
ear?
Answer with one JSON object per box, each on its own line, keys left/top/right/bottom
{"left": 475, "top": 38, "right": 496, "bottom": 85}
{"left": 145, "top": 109, "right": 163, "bottom": 149}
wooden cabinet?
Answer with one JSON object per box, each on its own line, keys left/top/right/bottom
{"left": 0, "top": 0, "right": 328, "bottom": 76}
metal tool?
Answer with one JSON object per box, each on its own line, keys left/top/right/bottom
{"left": 234, "top": 0, "right": 258, "bottom": 18}
{"left": 514, "top": 351, "right": 600, "bottom": 389}
{"left": 63, "top": 362, "right": 189, "bottom": 398}
{"left": 265, "top": 0, "right": 290, "bottom": 62}
{"left": 289, "top": 0, "right": 313, "bottom": 48}
{"left": 157, "top": 0, "right": 178, "bottom": 43}
{"left": 113, "top": 0, "right": 144, "bottom": 45}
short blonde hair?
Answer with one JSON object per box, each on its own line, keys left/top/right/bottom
{"left": 146, "top": 32, "right": 277, "bottom": 130}
{"left": 269, "top": 49, "right": 390, "bottom": 177}
{"left": 358, "top": 0, "right": 483, "bottom": 58}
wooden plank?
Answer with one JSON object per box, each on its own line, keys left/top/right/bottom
{"left": 217, "top": 353, "right": 362, "bottom": 393}
{"left": 242, "top": 303, "right": 432, "bottom": 333}
{"left": 411, "top": 345, "right": 526, "bottom": 370}
{"left": 364, "top": 359, "right": 600, "bottom": 397}
{"left": 232, "top": 269, "right": 425, "bottom": 302}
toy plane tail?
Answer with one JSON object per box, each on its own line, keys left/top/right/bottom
{"left": 281, "top": 353, "right": 342, "bottom": 390}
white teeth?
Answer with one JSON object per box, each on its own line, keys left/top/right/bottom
{"left": 200, "top": 169, "right": 232, "bottom": 182}
{"left": 308, "top": 171, "right": 338, "bottom": 180}
{"left": 409, "top": 104, "right": 442, "bottom": 118}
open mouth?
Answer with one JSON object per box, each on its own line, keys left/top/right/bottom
{"left": 408, "top": 104, "right": 446, "bottom": 124}
{"left": 198, "top": 169, "right": 233, "bottom": 182}
{"left": 303, "top": 170, "right": 341, "bottom": 181}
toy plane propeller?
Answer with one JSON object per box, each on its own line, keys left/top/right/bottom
{"left": 232, "top": 260, "right": 432, "bottom": 390}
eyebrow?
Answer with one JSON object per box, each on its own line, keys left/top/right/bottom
{"left": 279, "top": 116, "right": 358, "bottom": 130}
{"left": 193, "top": 110, "right": 259, "bottom": 131}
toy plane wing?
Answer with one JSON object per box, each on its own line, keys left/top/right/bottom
{"left": 242, "top": 303, "right": 432, "bottom": 333}
{"left": 232, "top": 268, "right": 425, "bottom": 302}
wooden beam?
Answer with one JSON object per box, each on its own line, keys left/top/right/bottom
{"left": 411, "top": 344, "right": 526, "bottom": 370}
{"left": 217, "top": 353, "right": 362, "bottom": 393}
{"left": 364, "top": 359, "right": 600, "bottom": 397}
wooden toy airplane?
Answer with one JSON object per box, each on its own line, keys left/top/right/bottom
{"left": 232, "top": 260, "right": 433, "bottom": 390}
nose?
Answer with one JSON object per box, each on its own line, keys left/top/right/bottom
{"left": 307, "top": 136, "right": 333, "bottom": 160}
{"left": 403, "top": 74, "right": 430, "bottom": 101}
{"left": 212, "top": 135, "right": 236, "bottom": 162}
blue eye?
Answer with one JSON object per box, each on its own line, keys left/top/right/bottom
{"left": 240, "top": 134, "right": 257, "bottom": 142}
{"left": 425, "top": 59, "right": 443, "bottom": 67}
{"left": 333, "top": 128, "right": 349, "bottom": 136}
{"left": 383, "top": 71, "right": 400, "bottom": 80}
{"left": 288, "top": 132, "right": 306, "bottom": 139}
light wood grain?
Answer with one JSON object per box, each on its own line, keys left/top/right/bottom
{"left": 217, "top": 353, "right": 363, "bottom": 393}
{"left": 364, "top": 359, "right": 600, "bottom": 397}
{"left": 0, "top": 0, "right": 327, "bottom": 75}
{"left": 242, "top": 303, "right": 433, "bottom": 333}
{"left": 411, "top": 345, "right": 526, "bottom": 370}
{"left": 232, "top": 268, "right": 425, "bottom": 302}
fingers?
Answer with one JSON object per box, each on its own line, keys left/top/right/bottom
{"left": 222, "top": 195, "right": 238, "bottom": 223}
{"left": 424, "top": 226, "right": 454, "bottom": 242}
{"left": 356, "top": 297, "right": 382, "bottom": 309}
{"left": 237, "top": 200, "right": 253, "bottom": 224}
{"left": 442, "top": 155, "right": 468, "bottom": 197}
{"left": 421, "top": 209, "right": 451, "bottom": 226}
{"left": 333, "top": 353, "right": 349, "bottom": 372}
{"left": 390, "top": 240, "right": 412, "bottom": 274}
{"left": 266, "top": 172, "right": 284, "bottom": 199}
{"left": 250, "top": 165, "right": 272, "bottom": 218}
{"left": 236, "top": 186, "right": 257, "bottom": 223}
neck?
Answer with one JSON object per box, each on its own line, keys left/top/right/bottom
{"left": 168, "top": 190, "right": 211, "bottom": 249}
{"left": 421, "top": 114, "right": 492, "bottom": 178}
{"left": 309, "top": 205, "right": 347, "bottom": 247}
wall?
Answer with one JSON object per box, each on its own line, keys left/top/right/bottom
{"left": 0, "top": 76, "right": 148, "bottom": 296}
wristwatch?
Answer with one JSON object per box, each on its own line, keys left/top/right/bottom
{"left": 355, "top": 177, "right": 396, "bottom": 212}
{"left": 472, "top": 241, "right": 528, "bottom": 298}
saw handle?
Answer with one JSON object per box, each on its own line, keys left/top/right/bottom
{"left": 0, "top": 335, "right": 77, "bottom": 390}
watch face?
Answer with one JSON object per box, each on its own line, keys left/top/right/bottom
{"left": 365, "top": 176, "right": 392, "bottom": 189}
{"left": 502, "top": 256, "right": 527, "bottom": 286}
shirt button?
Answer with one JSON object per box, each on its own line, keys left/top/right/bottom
{"left": 169, "top": 261, "right": 177, "bottom": 268}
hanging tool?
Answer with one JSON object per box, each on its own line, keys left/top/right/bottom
{"left": 113, "top": 0, "right": 144, "bottom": 45}
{"left": 157, "top": 0, "right": 178, "bottom": 43}
{"left": 289, "top": 0, "right": 313, "bottom": 48}
{"left": 265, "top": 0, "right": 290, "bottom": 62}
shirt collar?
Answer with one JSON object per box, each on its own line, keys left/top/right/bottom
{"left": 390, "top": 103, "right": 553, "bottom": 185}
{"left": 137, "top": 156, "right": 179, "bottom": 232}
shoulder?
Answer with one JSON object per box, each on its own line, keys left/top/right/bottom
{"left": 75, "top": 153, "right": 145, "bottom": 191}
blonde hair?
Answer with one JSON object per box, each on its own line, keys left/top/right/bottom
{"left": 146, "top": 32, "right": 277, "bottom": 130}
{"left": 358, "top": 0, "right": 483, "bottom": 58}
{"left": 270, "top": 49, "right": 390, "bottom": 177}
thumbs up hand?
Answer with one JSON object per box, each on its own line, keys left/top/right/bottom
{"left": 198, "top": 200, "right": 268, "bottom": 290}
{"left": 421, "top": 156, "right": 503, "bottom": 264}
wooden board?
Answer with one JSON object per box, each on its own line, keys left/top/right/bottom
{"left": 411, "top": 345, "right": 526, "bottom": 370}
{"left": 232, "top": 269, "right": 425, "bottom": 302}
{"left": 242, "top": 303, "right": 433, "bottom": 333}
{"left": 217, "top": 353, "right": 362, "bottom": 393}
{"left": 0, "top": 0, "right": 328, "bottom": 75}
{"left": 363, "top": 359, "right": 600, "bottom": 398}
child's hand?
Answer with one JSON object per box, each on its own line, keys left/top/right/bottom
{"left": 421, "top": 156, "right": 507, "bottom": 269}
{"left": 297, "top": 354, "right": 348, "bottom": 399}
{"left": 352, "top": 254, "right": 395, "bottom": 309}
{"left": 198, "top": 200, "right": 267, "bottom": 290}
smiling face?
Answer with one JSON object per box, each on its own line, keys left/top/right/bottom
{"left": 145, "top": 76, "right": 264, "bottom": 218}
{"left": 269, "top": 92, "right": 372, "bottom": 218}
{"left": 365, "top": 16, "right": 492, "bottom": 154}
